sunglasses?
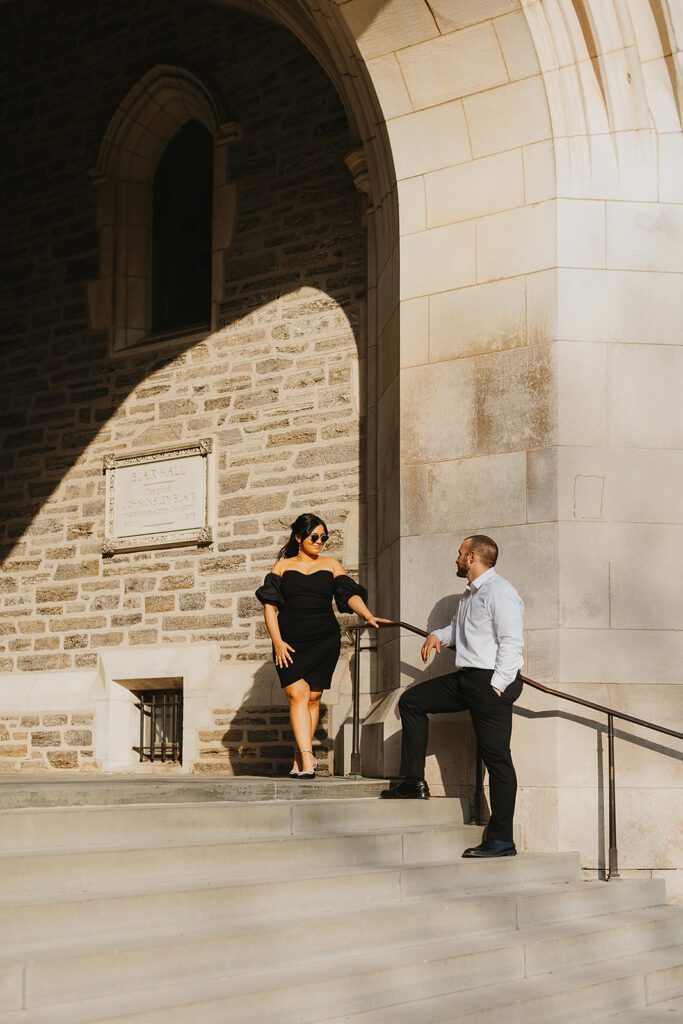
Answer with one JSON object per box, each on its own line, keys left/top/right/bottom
{"left": 307, "top": 532, "right": 329, "bottom": 544}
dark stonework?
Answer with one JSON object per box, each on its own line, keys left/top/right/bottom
{"left": 195, "top": 705, "right": 333, "bottom": 776}
{"left": 0, "top": 0, "right": 364, "bottom": 677}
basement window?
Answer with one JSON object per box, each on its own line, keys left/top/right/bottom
{"left": 132, "top": 679, "right": 183, "bottom": 764}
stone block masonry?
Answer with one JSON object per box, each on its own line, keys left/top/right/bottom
{"left": 0, "top": 2, "right": 365, "bottom": 683}
{"left": 194, "top": 705, "right": 333, "bottom": 777}
{"left": 0, "top": 713, "right": 98, "bottom": 772}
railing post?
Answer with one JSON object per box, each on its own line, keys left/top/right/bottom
{"left": 138, "top": 697, "right": 145, "bottom": 764}
{"left": 607, "top": 713, "right": 619, "bottom": 880}
{"left": 474, "top": 742, "right": 484, "bottom": 825}
{"left": 149, "top": 692, "right": 156, "bottom": 763}
{"left": 349, "top": 626, "right": 362, "bottom": 777}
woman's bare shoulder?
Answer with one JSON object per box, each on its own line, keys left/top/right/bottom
{"left": 270, "top": 559, "right": 288, "bottom": 576}
{"left": 325, "top": 557, "right": 346, "bottom": 576}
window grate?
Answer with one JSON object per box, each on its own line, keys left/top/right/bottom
{"left": 133, "top": 689, "right": 183, "bottom": 764}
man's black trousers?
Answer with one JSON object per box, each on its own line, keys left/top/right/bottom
{"left": 398, "top": 668, "right": 523, "bottom": 842}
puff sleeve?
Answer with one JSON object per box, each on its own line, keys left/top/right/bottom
{"left": 255, "top": 572, "right": 284, "bottom": 610}
{"left": 333, "top": 575, "right": 368, "bottom": 614}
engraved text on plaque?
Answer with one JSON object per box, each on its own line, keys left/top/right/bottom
{"left": 103, "top": 440, "right": 212, "bottom": 554}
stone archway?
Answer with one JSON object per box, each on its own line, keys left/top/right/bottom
{"left": 237, "top": 0, "right": 683, "bottom": 895}
{"left": 2, "top": 0, "right": 683, "bottom": 894}
{"left": 0, "top": 3, "right": 375, "bottom": 777}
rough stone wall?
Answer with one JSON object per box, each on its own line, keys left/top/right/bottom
{"left": 0, "top": 713, "right": 97, "bottom": 771}
{"left": 0, "top": 1, "right": 364, "bottom": 690}
{"left": 194, "top": 704, "right": 332, "bottom": 776}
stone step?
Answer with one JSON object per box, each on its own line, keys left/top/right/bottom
{"left": 0, "top": 824, "right": 481, "bottom": 900}
{"left": 514, "top": 876, "right": 666, "bottom": 928}
{"left": 3, "top": 852, "right": 583, "bottom": 950}
{"left": 0, "top": 775, "right": 393, "bottom": 810}
{"left": 601, "top": 994, "right": 683, "bottom": 1021}
{"left": 317, "top": 947, "right": 683, "bottom": 1024}
{"left": 1, "top": 924, "right": 681, "bottom": 1023}
{"left": 0, "top": 796, "right": 469, "bottom": 853}
{"left": 5, "top": 903, "right": 682, "bottom": 1014}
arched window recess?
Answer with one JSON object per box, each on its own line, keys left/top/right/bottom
{"left": 89, "top": 65, "right": 242, "bottom": 353}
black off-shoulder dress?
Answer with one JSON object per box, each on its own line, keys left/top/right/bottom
{"left": 255, "top": 570, "right": 368, "bottom": 690}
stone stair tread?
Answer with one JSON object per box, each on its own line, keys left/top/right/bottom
{"left": 0, "top": 851, "right": 579, "bottom": 909}
{"left": 0, "top": 776, "right": 392, "bottom": 810}
{"left": 3, "top": 889, "right": 496, "bottom": 963}
{"left": 4, "top": 901, "right": 681, "bottom": 974}
{"left": 1, "top": 930, "right": 681, "bottom": 1024}
{"left": 600, "top": 994, "right": 683, "bottom": 1021}
{"left": 5, "top": 867, "right": 663, "bottom": 962}
{"left": 3, "top": 876, "right": 666, "bottom": 958}
{"left": 0, "top": 794, "right": 464, "bottom": 817}
{"left": 0, "top": 790, "right": 676, "bottom": 1024}
{"left": 0, "top": 796, "right": 469, "bottom": 852}
{"left": 0, "top": 821, "right": 478, "bottom": 859}
{"left": 3, "top": 877, "right": 664, "bottom": 966}
{"left": 316, "top": 946, "right": 683, "bottom": 1024}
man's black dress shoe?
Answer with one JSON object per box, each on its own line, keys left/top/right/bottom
{"left": 379, "top": 779, "right": 430, "bottom": 800}
{"left": 462, "top": 839, "right": 516, "bottom": 858}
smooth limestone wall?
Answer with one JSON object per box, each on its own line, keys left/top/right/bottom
{"left": 344, "top": 0, "right": 683, "bottom": 898}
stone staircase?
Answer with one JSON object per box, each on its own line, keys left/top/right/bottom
{"left": 1, "top": 779, "right": 682, "bottom": 1023}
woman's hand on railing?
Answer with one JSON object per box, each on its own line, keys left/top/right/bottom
{"left": 420, "top": 633, "right": 441, "bottom": 663}
{"left": 363, "top": 614, "right": 392, "bottom": 629}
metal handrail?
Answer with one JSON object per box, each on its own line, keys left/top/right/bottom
{"left": 346, "top": 619, "right": 683, "bottom": 880}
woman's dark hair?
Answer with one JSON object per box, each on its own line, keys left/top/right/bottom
{"left": 277, "top": 513, "right": 328, "bottom": 560}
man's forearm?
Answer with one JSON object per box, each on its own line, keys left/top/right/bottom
{"left": 431, "top": 623, "right": 456, "bottom": 647}
{"left": 491, "top": 638, "right": 523, "bottom": 692}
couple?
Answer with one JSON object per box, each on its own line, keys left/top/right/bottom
{"left": 256, "top": 516, "right": 524, "bottom": 858}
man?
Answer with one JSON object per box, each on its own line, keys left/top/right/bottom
{"left": 380, "top": 535, "right": 524, "bottom": 859}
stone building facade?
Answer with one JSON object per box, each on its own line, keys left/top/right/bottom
{"left": 0, "top": 0, "right": 366, "bottom": 775}
{"left": 2, "top": 0, "right": 683, "bottom": 896}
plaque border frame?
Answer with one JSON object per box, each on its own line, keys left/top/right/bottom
{"left": 103, "top": 439, "right": 213, "bottom": 555}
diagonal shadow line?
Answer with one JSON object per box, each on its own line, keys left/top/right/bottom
{"left": 514, "top": 705, "right": 683, "bottom": 763}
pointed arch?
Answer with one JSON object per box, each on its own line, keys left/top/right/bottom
{"left": 89, "top": 65, "right": 242, "bottom": 351}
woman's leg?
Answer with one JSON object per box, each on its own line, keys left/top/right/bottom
{"left": 309, "top": 690, "right": 323, "bottom": 762}
{"left": 285, "top": 679, "right": 316, "bottom": 772}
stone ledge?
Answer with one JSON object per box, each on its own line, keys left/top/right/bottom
{"left": 0, "top": 774, "right": 389, "bottom": 809}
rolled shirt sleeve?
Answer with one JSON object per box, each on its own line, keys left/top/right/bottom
{"left": 431, "top": 618, "right": 457, "bottom": 648}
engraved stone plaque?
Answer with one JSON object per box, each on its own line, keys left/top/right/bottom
{"left": 103, "top": 440, "right": 212, "bottom": 554}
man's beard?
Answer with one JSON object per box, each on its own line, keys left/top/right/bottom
{"left": 456, "top": 563, "right": 467, "bottom": 577}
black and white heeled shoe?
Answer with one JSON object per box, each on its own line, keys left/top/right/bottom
{"left": 296, "top": 748, "right": 318, "bottom": 779}
{"left": 289, "top": 748, "right": 317, "bottom": 778}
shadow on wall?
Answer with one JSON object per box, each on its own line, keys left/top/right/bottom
{"left": 514, "top": 701, "right": 683, "bottom": 876}
{"left": 0, "top": 3, "right": 367, "bottom": 678}
{"left": 423, "top": 593, "right": 479, "bottom": 806}
{"left": 192, "top": 660, "right": 335, "bottom": 777}
{"left": 371, "top": 593, "right": 478, "bottom": 805}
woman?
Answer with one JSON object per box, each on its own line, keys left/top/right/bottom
{"left": 256, "top": 513, "right": 387, "bottom": 777}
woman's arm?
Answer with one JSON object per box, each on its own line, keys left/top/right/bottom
{"left": 263, "top": 602, "right": 282, "bottom": 643}
{"left": 347, "top": 592, "right": 376, "bottom": 623}
{"left": 260, "top": 562, "right": 295, "bottom": 668}
{"left": 332, "top": 560, "right": 390, "bottom": 629}
{"left": 262, "top": 603, "right": 295, "bottom": 667}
